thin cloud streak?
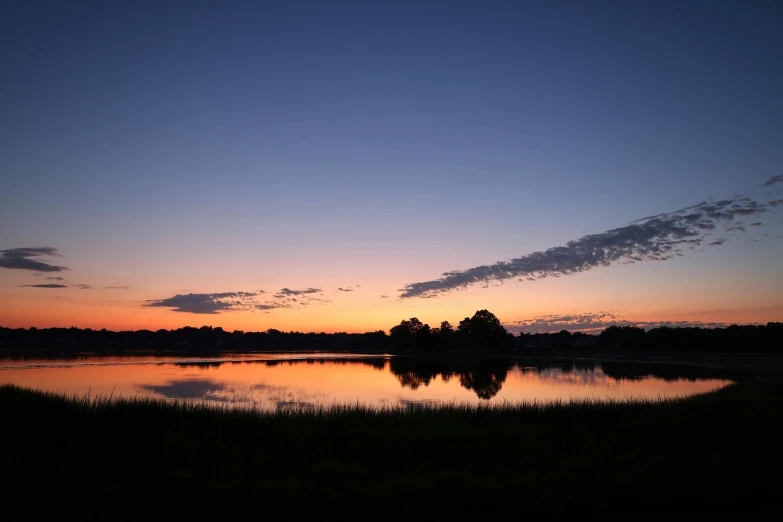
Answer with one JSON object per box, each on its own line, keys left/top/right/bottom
{"left": 144, "top": 292, "right": 268, "bottom": 314}
{"left": 275, "top": 288, "right": 321, "bottom": 297}
{"left": 144, "top": 288, "right": 329, "bottom": 314}
{"left": 399, "top": 195, "right": 771, "bottom": 299}
{"left": 761, "top": 175, "right": 783, "bottom": 187}
{"left": 19, "top": 284, "right": 68, "bottom": 289}
{"left": 73, "top": 284, "right": 131, "bottom": 290}
{"left": 0, "top": 247, "right": 68, "bottom": 272}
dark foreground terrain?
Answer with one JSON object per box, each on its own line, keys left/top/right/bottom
{"left": 1, "top": 381, "right": 781, "bottom": 518}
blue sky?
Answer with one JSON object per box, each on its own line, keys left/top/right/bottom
{"left": 1, "top": 1, "right": 782, "bottom": 332}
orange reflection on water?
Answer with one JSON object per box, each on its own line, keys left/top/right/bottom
{"left": 0, "top": 355, "right": 732, "bottom": 410}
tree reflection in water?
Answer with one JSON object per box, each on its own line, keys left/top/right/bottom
{"left": 389, "top": 357, "right": 514, "bottom": 399}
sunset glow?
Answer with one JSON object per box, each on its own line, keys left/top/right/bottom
{"left": 1, "top": 2, "right": 781, "bottom": 333}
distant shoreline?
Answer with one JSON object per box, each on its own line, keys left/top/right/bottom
{"left": 543, "top": 349, "right": 783, "bottom": 374}
{"left": 4, "top": 346, "right": 783, "bottom": 375}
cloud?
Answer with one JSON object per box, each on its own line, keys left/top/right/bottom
{"left": 379, "top": 294, "right": 391, "bottom": 299}
{"left": 749, "top": 222, "right": 762, "bottom": 227}
{"left": 255, "top": 304, "right": 284, "bottom": 311}
{"left": 505, "top": 311, "right": 741, "bottom": 334}
{"left": 337, "top": 287, "right": 354, "bottom": 292}
{"left": 72, "top": 284, "right": 131, "bottom": 290}
{"left": 0, "top": 247, "right": 68, "bottom": 272}
{"left": 144, "top": 291, "right": 268, "bottom": 314}
{"left": 762, "top": 175, "right": 783, "bottom": 187}
{"left": 768, "top": 199, "right": 783, "bottom": 207}
{"left": 272, "top": 287, "right": 330, "bottom": 306}
{"left": 19, "top": 284, "right": 68, "bottom": 289}
{"left": 143, "top": 288, "right": 326, "bottom": 314}
{"left": 399, "top": 195, "right": 771, "bottom": 298}
{"left": 46, "top": 276, "right": 64, "bottom": 281}
{"left": 275, "top": 288, "right": 321, "bottom": 297}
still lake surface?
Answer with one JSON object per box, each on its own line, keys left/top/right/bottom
{"left": 0, "top": 353, "right": 734, "bottom": 409}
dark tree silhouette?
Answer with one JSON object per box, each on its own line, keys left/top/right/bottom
{"left": 457, "top": 309, "right": 511, "bottom": 350}
{"left": 390, "top": 317, "right": 427, "bottom": 337}
{"left": 1, "top": 321, "right": 781, "bottom": 357}
{"left": 599, "top": 325, "right": 646, "bottom": 349}
{"left": 389, "top": 317, "right": 436, "bottom": 351}
{"left": 457, "top": 317, "right": 472, "bottom": 336}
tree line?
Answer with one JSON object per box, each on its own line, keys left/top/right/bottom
{"left": 0, "top": 311, "right": 781, "bottom": 355}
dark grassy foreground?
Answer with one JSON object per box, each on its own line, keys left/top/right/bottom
{"left": 2, "top": 382, "right": 782, "bottom": 518}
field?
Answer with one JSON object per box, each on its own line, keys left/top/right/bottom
{"left": 2, "top": 380, "right": 781, "bottom": 517}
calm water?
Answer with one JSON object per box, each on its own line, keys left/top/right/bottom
{"left": 0, "top": 354, "right": 734, "bottom": 409}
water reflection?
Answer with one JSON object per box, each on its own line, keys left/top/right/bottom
{"left": 389, "top": 358, "right": 514, "bottom": 399}
{"left": 0, "top": 354, "right": 737, "bottom": 409}
{"left": 140, "top": 377, "right": 323, "bottom": 408}
{"left": 135, "top": 357, "right": 737, "bottom": 406}
{"left": 139, "top": 379, "right": 233, "bottom": 401}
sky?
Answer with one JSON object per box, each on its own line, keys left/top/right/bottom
{"left": 1, "top": 0, "right": 782, "bottom": 334}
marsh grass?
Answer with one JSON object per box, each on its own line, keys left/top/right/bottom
{"left": 2, "top": 381, "right": 781, "bottom": 517}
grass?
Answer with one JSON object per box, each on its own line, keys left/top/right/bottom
{"left": 1, "top": 380, "right": 782, "bottom": 517}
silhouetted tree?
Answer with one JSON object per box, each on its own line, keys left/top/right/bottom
{"left": 390, "top": 317, "right": 426, "bottom": 337}
{"left": 437, "top": 320, "right": 455, "bottom": 350}
{"left": 1, "top": 321, "right": 781, "bottom": 357}
{"left": 600, "top": 325, "right": 646, "bottom": 350}
{"left": 553, "top": 330, "right": 573, "bottom": 351}
{"left": 390, "top": 317, "right": 435, "bottom": 350}
{"left": 457, "top": 310, "right": 510, "bottom": 350}
{"left": 457, "top": 317, "right": 472, "bottom": 336}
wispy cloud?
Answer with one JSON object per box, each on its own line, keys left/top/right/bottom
{"left": 255, "top": 304, "right": 283, "bottom": 311}
{"left": 0, "top": 247, "right": 68, "bottom": 272}
{"left": 144, "top": 288, "right": 328, "bottom": 314}
{"left": 762, "top": 175, "right": 783, "bottom": 187}
{"left": 275, "top": 288, "right": 321, "bottom": 297}
{"left": 272, "top": 287, "right": 330, "bottom": 307}
{"left": 72, "top": 284, "right": 131, "bottom": 290}
{"left": 144, "top": 291, "right": 266, "bottom": 314}
{"left": 46, "top": 276, "right": 65, "bottom": 281}
{"left": 399, "top": 195, "right": 771, "bottom": 299}
{"left": 19, "top": 283, "right": 68, "bottom": 289}
{"left": 379, "top": 294, "right": 391, "bottom": 299}
{"left": 505, "top": 311, "right": 743, "bottom": 334}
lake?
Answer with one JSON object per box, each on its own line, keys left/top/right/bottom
{"left": 0, "top": 354, "right": 734, "bottom": 409}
